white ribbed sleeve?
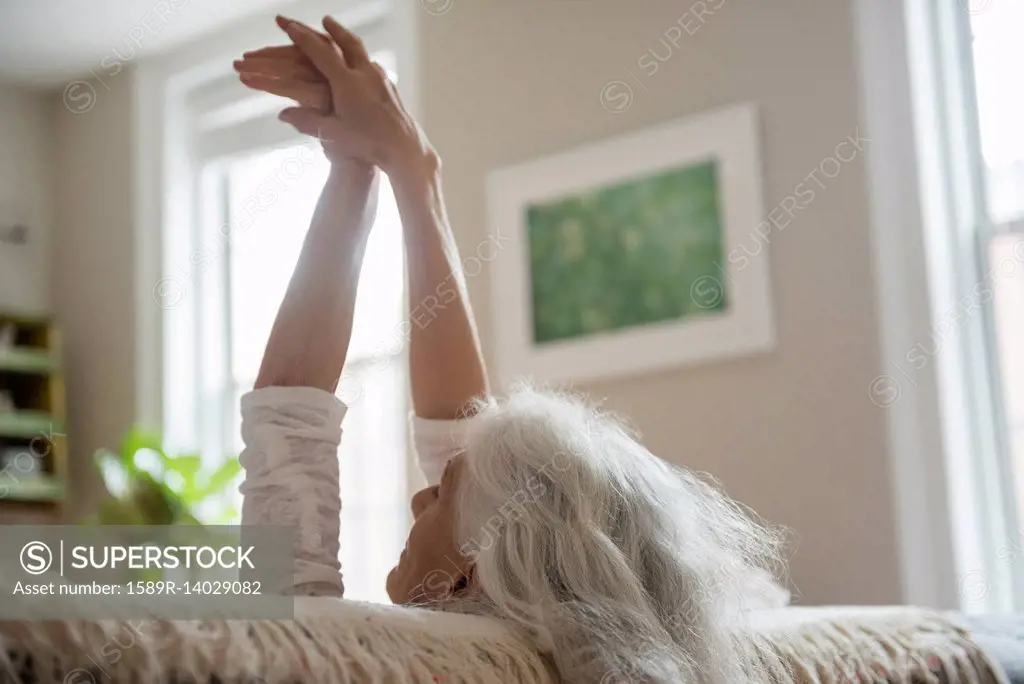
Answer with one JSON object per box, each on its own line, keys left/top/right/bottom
{"left": 239, "top": 386, "right": 347, "bottom": 597}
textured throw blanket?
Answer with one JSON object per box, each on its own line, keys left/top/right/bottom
{"left": 749, "top": 606, "right": 1009, "bottom": 683}
{"left": 0, "top": 592, "right": 1010, "bottom": 683}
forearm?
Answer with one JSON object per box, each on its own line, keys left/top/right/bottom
{"left": 390, "top": 156, "right": 489, "bottom": 419}
{"left": 255, "top": 163, "right": 378, "bottom": 391}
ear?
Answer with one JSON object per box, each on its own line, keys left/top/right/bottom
{"left": 453, "top": 562, "right": 477, "bottom": 596}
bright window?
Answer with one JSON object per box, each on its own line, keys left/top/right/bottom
{"left": 162, "top": 43, "right": 408, "bottom": 603}
{"left": 917, "top": 0, "right": 1024, "bottom": 611}
{"left": 971, "top": 4, "right": 1024, "bottom": 224}
{"left": 970, "top": 3, "right": 1024, "bottom": 580}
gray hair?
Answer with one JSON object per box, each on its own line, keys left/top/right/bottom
{"left": 449, "top": 386, "right": 789, "bottom": 683}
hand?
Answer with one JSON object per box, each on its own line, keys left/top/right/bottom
{"left": 235, "top": 16, "right": 433, "bottom": 174}
{"left": 235, "top": 17, "right": 331, "bottom": 113}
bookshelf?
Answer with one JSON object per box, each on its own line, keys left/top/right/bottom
{"left": 0, "top": 312, "right": 67, "bottom": 522}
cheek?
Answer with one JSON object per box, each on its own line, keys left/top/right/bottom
{"left": 405, "top": 516, "right": 430, "bottom": 555}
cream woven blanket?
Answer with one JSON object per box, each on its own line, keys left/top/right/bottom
{"left": 0, "top": 595, "right": 1009, "bottom": 683}
{"left": 748, "top": 606, "right": 1009, "bottom": 683}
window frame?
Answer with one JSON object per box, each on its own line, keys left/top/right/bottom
{"left": 933, "top": 0, "right": 1024, "bottom": 613}
{"left": 871, "top": 0, "right": 1024, "bottom": 611}
{"left": 854, "top": 0, "right": 1023, "bottom": 609}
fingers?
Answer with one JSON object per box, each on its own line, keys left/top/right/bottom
{"left": 243, "top": 44, "right": 307, "bottom": 60}
{"left": 278, "top": 16, "right": 349, "bottom": 83}
{"left": 234, "top": 57, "right": 323, "bottom": 83}
{"left": 271, "top": 15, "right": 371, "bottom": 70}
{"left": 278, "top": 107, "right": 332, "bottom": 140}
{"left": 275, "top": 15, "right": 331, "bottom": 43}
{"left": 238, "top": 74, "right": 331, "bottom": 112}
{"left": 322, "top": 16, "right": 371, "bottom": 68}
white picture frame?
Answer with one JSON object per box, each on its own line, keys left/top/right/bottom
{"left": 485, "top": 102, "right": 775, "bottom": 386}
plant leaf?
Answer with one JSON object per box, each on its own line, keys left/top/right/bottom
{"left": 166, "top": 454, "right": 202, "bottom": 479}
{"left": 121, "top": 427, "right": 165, "bottom": 465}
{"left": 196, "top": 459, "right": 242, "bottom": 500}
{"left": 219, "top": 505, "right": 240, "bottom": 523}
{"left": 93, "top": 449, "right": 132, "bottom": 499}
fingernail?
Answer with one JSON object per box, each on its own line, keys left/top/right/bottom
{"left": 277, "top": 15, "right": 300, "bottom": 32}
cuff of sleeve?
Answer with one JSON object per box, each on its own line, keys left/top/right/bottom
{"left": 409, "top": 414, "right": 481, "bottom": 441}
{"left": 242, "top": 386, "right": 347, "bottom": 419}
{"left": 241, "top": 386, "right": 347, "bottom": 474}
{"left": 410, "top": 412, "right": 488, "bottom": 485}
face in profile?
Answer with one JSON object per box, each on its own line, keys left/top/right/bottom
{"left": 387, "top": 455, "right": 473, "bottom": 604}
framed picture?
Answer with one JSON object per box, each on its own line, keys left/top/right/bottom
{"left": 485, "top": 103, "right": 774, "bottom": 386}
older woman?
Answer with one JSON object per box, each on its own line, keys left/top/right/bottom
{"left": 234, "top": 16, "right": 787, "bottom": 683}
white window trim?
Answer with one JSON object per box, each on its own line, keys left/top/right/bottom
{"left": 854, "top": 0, "right": 959, "bottom": 609}
{"left": 904, "top": 0, "right": 1024, "bottom": 614}
{"left": 856, "top": 0, "right": 1022, "bottom": 610}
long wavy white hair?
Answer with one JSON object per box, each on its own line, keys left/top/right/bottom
{"left": 447, "top": 386, "right": 789, "bottom": 683}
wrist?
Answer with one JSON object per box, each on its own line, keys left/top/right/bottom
{"left": 316, "top": 163, "right": 379, "bottom": 247}
{"left": 387, "top": 146, "right": 441, "bottom": 188}
{"left": 329, "top": 158, "right": 377, "bottom": 180}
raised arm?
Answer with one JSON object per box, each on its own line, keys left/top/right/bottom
{"left": 240, "top": 162, "right": 376, "bottom": 597}
{"left": 238, "top": 18, "right": 382, "bottom": 597}
{"left": 254, "top": 162, "right": 377, "bottom": 391}
{"left": 391, "top": 155, "right": 489, "bottom": 420}
{"left": 236, "top": 17, "right": 489, "bottom": 420}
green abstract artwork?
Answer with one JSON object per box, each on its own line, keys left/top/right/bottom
{"left": 526, "top": 160, "right": 727, "bottom": 344}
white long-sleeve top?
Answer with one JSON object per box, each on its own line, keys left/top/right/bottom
{"left": 238, "top": 385, "right": 473, "bottom": 597}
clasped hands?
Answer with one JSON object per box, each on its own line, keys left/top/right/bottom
{"left": 234, "top": 15, "right": 433, "bottom": 178}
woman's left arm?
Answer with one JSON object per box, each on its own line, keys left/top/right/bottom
{"left": 239, "top": 161, "right": 378, "bottom": 597}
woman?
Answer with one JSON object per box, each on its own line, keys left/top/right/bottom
{"left": 235, "top": 16, "right": 788, "bottom": 683}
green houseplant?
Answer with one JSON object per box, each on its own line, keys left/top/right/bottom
{"left": 86, "top": 427, "right": 241, "bottom": 526}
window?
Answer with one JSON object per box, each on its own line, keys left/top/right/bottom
{"left": 969, "top": 6, "right": 1024, "bottom": 536}
{"left": 971, "top": 5, "right": 1024, "bottom": 225}
{"left": 159, "top": 38, "right": 409, "bottom": 603}
{"left": 912, "top": 0, "right": 1024, "bottom": 611}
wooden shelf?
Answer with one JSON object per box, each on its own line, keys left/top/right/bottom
{"left": 0, "top": 313, "right": 67, "bottom": 521}
{"left": 0, "top": 411, "right": 62, "bottom": 439}
{"left": 1, "top": 475, "right": 65, "bottom": 503}
{"left": 0, "top": 347, "right": 59, "bottom": 374}
{"left": 0, "top": 311, "right": 51, "bottom": 326}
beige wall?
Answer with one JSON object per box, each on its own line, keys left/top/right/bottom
{"left": 418, "top": 0, "right": 900, "bottom": 605}
{"left": 50, "top": 74, "right": 137, "bottom": 519}
{"left": 0, "top": 86, "right": 53, "bottom": 313}
{"left": 0, "top": 81, "right": 131, "bottom": 521}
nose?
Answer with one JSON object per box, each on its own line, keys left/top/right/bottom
{"left": 410, "top": 486, "right": 436, "bottom": 518}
